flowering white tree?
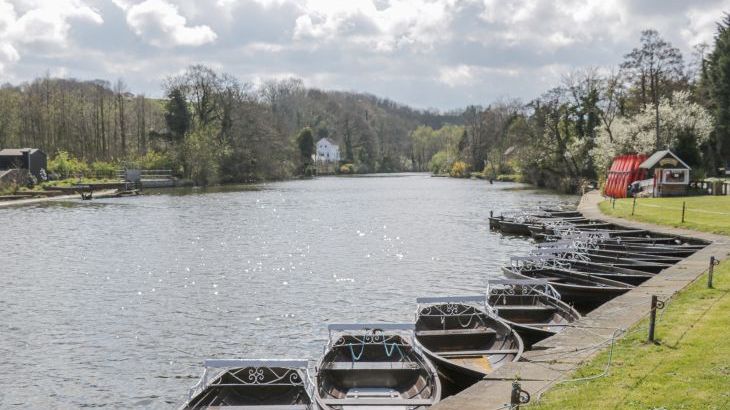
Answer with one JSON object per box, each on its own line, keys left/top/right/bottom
{"left": 592, "top": 90, "right": 713, "bottom": 172}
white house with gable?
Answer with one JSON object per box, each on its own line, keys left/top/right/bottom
{"left": 315, "top": 138, "right": 340, "bottom": 163}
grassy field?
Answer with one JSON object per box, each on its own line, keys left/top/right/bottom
{"left": 599, "top": 195, "right": 730, "bottom": 236}
{"left": 533, "top": 261, "right": 730, "bottom": 409}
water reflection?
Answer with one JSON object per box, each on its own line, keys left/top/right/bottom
{"left": 0, "top": 174, "right": 575, "bottom": 408}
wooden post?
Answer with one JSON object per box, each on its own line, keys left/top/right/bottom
{"left": 681, "top": 201, "right": 686, "bottom": 223}
{"left": 709, "top": 256, "right": 716, "bottom": 289}
{"left": 612, "top": 197, "right": 616, "bottom": 209}
{"left": 631, "top": 196, "right": 637, "bottom": 216}
{"left": 648, "top": 295, "right": 657, "bottom": 342}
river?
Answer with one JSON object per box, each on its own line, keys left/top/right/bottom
{"left": 0, "top": 173, "right": 576, "bottom": 408}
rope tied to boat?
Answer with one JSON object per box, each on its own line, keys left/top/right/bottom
{"left": 383, "top": 339, "right": 404, "bottom": 359}
{"left": 348, "top": 338, "right": 366, "bottom": 361}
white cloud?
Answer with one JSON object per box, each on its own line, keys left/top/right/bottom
{"left": 115, "top": 0, "right": 217, "bottom": 47}
{"left": 439, "top": 64, "right": 520, "bottom": 87}
{"left": 291, "top": 0, "right": 456, "bottom": 52}
{"left": 2, "top": 0, "right": 730, "bottom": 109}
{"left": 0, "top": 0, "right": 102, "bottom": 74}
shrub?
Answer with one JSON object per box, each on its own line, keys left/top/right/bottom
{"left": 339, "top": 163, "right": 355, "bottom": 174}
{"left": 129, "top": 150, "right": 175, "bottom": 171}
{"left": 449, "top": 161, "right": 470, "bottom": 178}
{"left": 91, "top": 161, "right": 117, "bottom": 178}
{"left": 47, "top": 151, "right": 89, "bottom": 178}
{"left": 355, "top": 163, "right": 370, "bottom": 174}
{"left": 428, "top": 151, "right": 450, "bottom": 174}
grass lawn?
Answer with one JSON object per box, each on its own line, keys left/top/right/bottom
{"left": 533, "top": 261, "right": 730, "bottom": 409}
{"left": 599, "top": 196, "right": 730, "bottom": 236}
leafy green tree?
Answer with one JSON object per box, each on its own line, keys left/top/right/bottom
{"left": 164, "top": 88, "right": 191, "bottom": 142}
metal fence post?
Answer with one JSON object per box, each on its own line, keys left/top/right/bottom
{"left": 631, "top": 196, "right": 637, "bottom": 216}
{"left": 709, "top": 256, "right": 717, "bottom": 289}
{"left": 648, "top": 295, "right": 657, "bottom": 343}
{"left": 681, "top": 201, "right": 686, "bottom": 223}
{"left": 511, "top": 381, "right": 530, "bottom": 409}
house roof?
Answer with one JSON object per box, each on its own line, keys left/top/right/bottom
{"left": 639, "top": 149, "right": 690, "bottom": 170}
{"left": 0, "top": 148, "right": 41, "bottom": 156}
{"left": 317, "top": 137, "right": 338, "bottom": 147}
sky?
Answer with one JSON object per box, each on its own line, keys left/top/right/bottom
{"left": 0, "top": 0, "right": 728, "bottom": 110}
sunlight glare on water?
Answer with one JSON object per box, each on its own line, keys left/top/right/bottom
{"left": 0, "top": 174, "right": 576, "bottom": 408}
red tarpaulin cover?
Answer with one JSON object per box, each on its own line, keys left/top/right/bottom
{"left": 603, "top": 154, "right": 648, "bottom": 198}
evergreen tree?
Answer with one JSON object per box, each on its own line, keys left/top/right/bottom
{"left": 296, "top": 127, "right": 314, "bottom": 174}
{"left": 704, "top": 14, "right": 730, "bottom": 171}
{"left": 164, "top": 88, "right": 191, "bottom": 142}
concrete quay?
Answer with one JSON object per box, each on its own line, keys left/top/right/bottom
{"left": 432, "top": 190, "right": 730, "bottom": 410}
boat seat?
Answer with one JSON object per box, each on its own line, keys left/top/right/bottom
{"left": 320, "top": 398, "right": 434, "bottom": 406}
{"left": 495, "top": 306, "right": 557, "bottom": 312}
{"left": 205, "top": 406, "right": 310, "bottom": 410}
{"left": 415, "top": 328, "right": 497, "bottom": 336}
{"left": 325, "top": 362, "right": 420, "bottom": 370}
{"left": 439, "top": 349, "right": 520, "bottom": 357}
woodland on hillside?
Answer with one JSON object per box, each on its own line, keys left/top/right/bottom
{"left": 2, "top": 14, "right": 730, "bottom": 192}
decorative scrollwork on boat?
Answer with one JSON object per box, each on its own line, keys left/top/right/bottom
{"left": 210, "top": 366, "right": 306, "bottom": 386}
{"left": 487, "top": 280, "right": 562, "bottom": 301}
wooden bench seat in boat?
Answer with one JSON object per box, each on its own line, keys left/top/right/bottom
{"left": 439, "top": 349, "right": 520, "bottom": 357}
{"left": 320, "top": 398, "right": 434, "bottom": 406}
{"left": 415, "top": 328, "right": 497, "bottom": 337}
{"left": 324, "top": 362, "right": 420, "bottom": 370}
{"left": 493, "top": 306, "right": 557, "bottom": 312}
{"left": 205, "top": 406, "right": 310, "bottom": 409}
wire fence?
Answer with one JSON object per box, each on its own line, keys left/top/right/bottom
{"left": 607, "top": 196, "right": 730, "bottom": 227}
{"left": 509, "top": 257, "right": 727, "bottom": 410}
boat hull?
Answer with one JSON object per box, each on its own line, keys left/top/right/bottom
{"left": 502, "top": 267, "right": 632, "bottom": 314}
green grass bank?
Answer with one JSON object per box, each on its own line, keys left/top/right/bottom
{"left": 533, "top": 195, "right": 730, "bottom": 409}
{"left": 533, "top": 261, "right": 730, "bottom": 409}
{"left": 598, "top": 196, "right": 730, "bottom": 236}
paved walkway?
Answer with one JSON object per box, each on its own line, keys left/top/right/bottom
{"left": 432, "top": 190, "right": 730, "bottom": 410}
{"left": 0, "top": 189, "right": 119, "bottom": 208}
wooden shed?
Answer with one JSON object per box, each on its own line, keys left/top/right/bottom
{"left": 0, "top": 148, "right": 47, "bottom": 180}
{"left": 638, "top": 150, "right": 690, "bottom": 197}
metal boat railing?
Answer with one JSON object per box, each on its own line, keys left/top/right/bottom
{"left": 186, "top": 358, "right": 314, "bottom": 404}
{"left": 415, "top": 295, "right": 492, "bottom": 329}
{"left": 319, "top": 322, "right": 438, "bottom": 401}
{"left": 325, "top": 323, "right": 418, "bottom": 361}
{"left": 486, "top": 279, "right": 561, "bottom": 300}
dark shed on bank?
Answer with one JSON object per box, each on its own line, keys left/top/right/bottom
{"left": 0, "top": 148, "right": 47, "bottom": 179}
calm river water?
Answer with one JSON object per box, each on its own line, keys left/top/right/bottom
{"left": 0, "top": 174, "right": 575, "bottom": 408}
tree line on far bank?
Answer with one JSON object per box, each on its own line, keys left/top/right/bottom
{"left": 2, "top": 14, "right": 730, "bottom": 192}
{"left": 0, "top": 66, "right": 460, "bottom": 185}
{"left": 410, "top": 19, "right": 730, "bottom": 192}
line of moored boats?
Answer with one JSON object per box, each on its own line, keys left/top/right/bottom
{"left": 177, "top": 207, "right": 706, "bottom": 409}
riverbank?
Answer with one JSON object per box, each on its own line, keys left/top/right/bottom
{"left": 599, "top": 195, "right": 730, "bottom": 236}
{"left": 432, "top": 190, "right": 730, "bottom": 410}
{"left": 532, "top": 261, "right": 730, "bottom": 409}
{"left": 0, "top": 189, "right": 120, "bottom": 208}
{"left": 531, "top": 193, "right": 730, "bottom": 408}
